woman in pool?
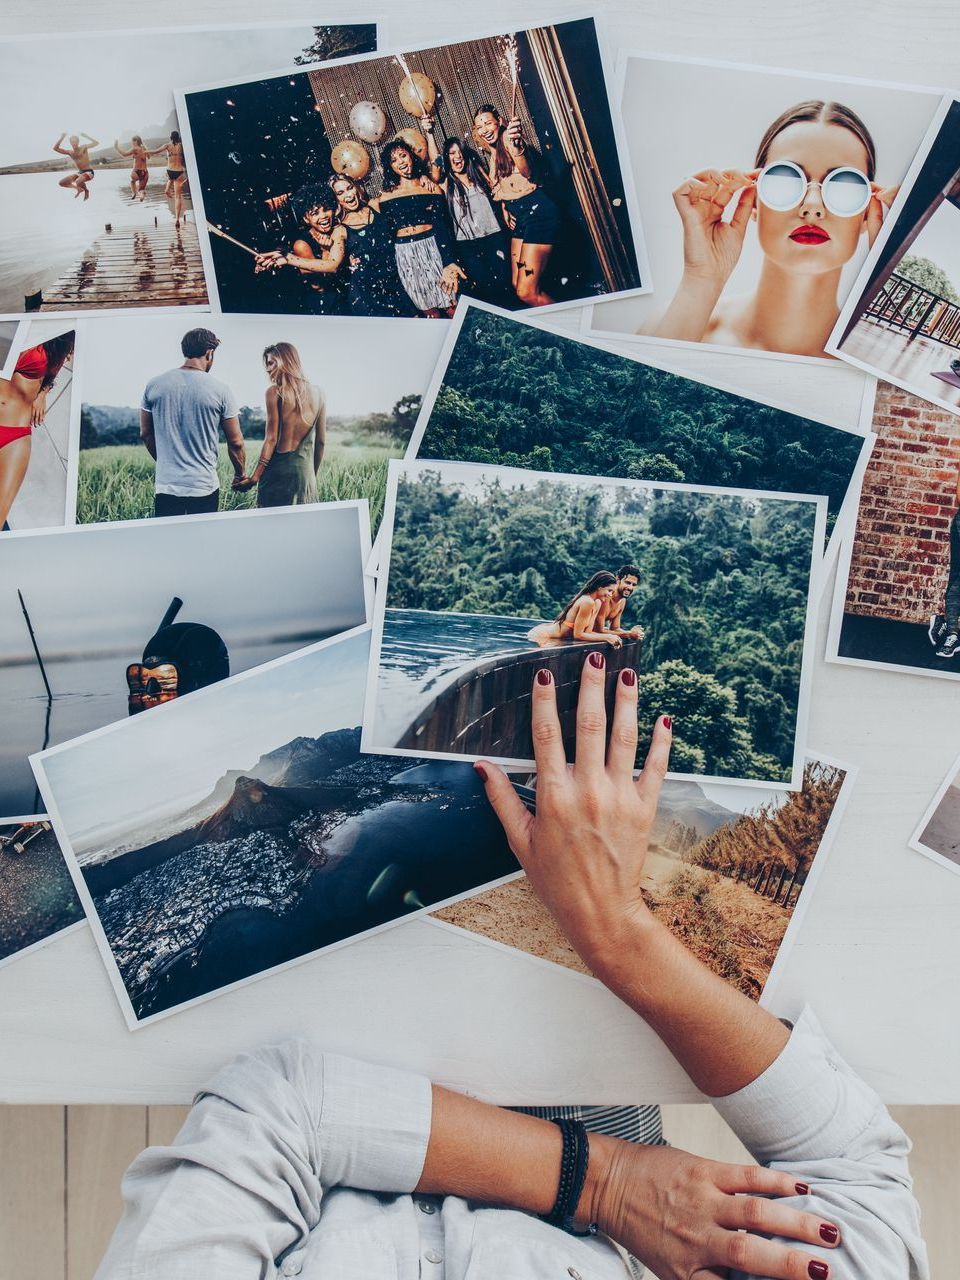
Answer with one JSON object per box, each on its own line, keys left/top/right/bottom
{"left": 527, "top": 571, "right": 625, "bottom": 649}
{"left": 236, "top": 342, "right": 325, "bottom": 508}
{"left": 0, "top": 333, "right": 74, "bottom": 530}
{"left": 651, "top": 100, "right": 897, "bottom": 357}
{"left": 375, "top": 138, "right": 466, "bottom": 318}
{"left": 472, "top": 104, "right": 561, "bottom": 309}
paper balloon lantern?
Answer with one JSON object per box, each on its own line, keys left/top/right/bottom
{"left": 331, "top": 139, "right": 370, "bottom": 180}
{"left": 349, "top": 100, "right": 388, "bottom": 144}
{"left": 398, "top": 72, "right": 436, "bottom": 118}
{"left": 393, "top": 128, "right": 428, "bottom": 161}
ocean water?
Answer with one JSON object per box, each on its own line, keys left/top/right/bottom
{"left": 0, "top": 169, "right": 181, "bottom": 311}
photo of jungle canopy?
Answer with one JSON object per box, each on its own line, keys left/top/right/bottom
{"left": 434, "top": 756, "right": 849, "bottom": 1000}
{"left": 412, "top": 306, "right": 870, "bottom": 545}
{"left": 367, "top": 461, "right": 823, "bottom": 786}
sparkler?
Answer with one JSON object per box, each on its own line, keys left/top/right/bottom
{"left": 502, "top": 34, "right": 520, "bottom": 118}
{"left": 206, "top": 222, "right": 259, "bottom": 256}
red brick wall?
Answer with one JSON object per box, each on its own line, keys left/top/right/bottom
{"left": 845, "top": 381, "right": 960, "bottom": 623}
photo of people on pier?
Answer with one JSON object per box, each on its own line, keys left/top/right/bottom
{"left": 829, "top": 97, "right": 960, "bottom": 415}
{"left": 75, "top": 314, "right": 445, "bottom": 531}
{"left": 33, "top": 628, "right": 523, "bottom": 1027}
{"left": 363, "top": 459, "right": 825, "bottom": 787}
{"left": 178, "top": 19, "right": 646, "bottom": 320}
{"left": 0, "top": 22, "right": 376, "bottom": 318}
{"left": 0, "top": 323, "right": 77, "bottom": 535}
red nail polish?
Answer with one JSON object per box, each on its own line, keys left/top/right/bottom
{"left": 588, "top": 651, "right": 604, "bottom": 669}
{"left": 819, "top": 1224, "right": 839, "bottom": 1245}
{"left": 662, "top": 715, "right": 672, "bottom": 730}
{"left": 473, "top": 762, "right": 488, "bottom": 783}
{"left": 620, "top": 668, "right": 636, "bottom": 687}
{"left": 808, "top": 1262, "right": 829, "bottom": 1280}
{"left": 536, "top": 668, "right": 552, "bottom": 686}
{"left": 795, "top": 1182, "right": 809, "bottom": 1195}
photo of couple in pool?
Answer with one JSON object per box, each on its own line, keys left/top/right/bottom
{"left": 362, "top": 458, "right": 826, "bottom": 791}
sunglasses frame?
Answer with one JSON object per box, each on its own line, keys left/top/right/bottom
{"left": 756, "top": 160, "right": 872, "bottom": 218}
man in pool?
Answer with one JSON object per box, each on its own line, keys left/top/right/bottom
{"left": 599, "top": 564, "right": 644, "bottom": 639}
{"left": 53, "top": 132, "right": 100, "bottom": 201}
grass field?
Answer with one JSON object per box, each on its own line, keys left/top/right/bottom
{"left": 77, "top": 434, "right": 398, "bottom": 530}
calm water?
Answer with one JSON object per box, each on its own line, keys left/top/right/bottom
{"left": 375, "top": 608, "right": 541, "bottom": 745}
{"left": 0, "top": 641, "right": 290, "bottom": 818}
{"left": 0, "top": 169, "right": 177, "bottom": 311}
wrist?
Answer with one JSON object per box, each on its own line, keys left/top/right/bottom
{"left": 678, "top": 268, "right": 726, "bottom": 303}
{"left": 583, "top": 905, "right": 661, "bottom": 991}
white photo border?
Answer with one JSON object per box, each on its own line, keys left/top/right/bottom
{"left": 908, "top": 748, "right": 960, "bottom": 877}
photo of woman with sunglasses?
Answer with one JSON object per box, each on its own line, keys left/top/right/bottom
{"left": 650, "top": 100, "right": 897, "bottom": 357}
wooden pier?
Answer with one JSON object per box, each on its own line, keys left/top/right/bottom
{"left": 398, "top": 636, "right": 642, "bottom": 760}
{"left": 38, "top": 190, "right": 208, "bottom": 311}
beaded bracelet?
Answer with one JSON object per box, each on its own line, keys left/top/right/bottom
{"left": 542, "top": 1119, "right": 599, "bottom": 1236}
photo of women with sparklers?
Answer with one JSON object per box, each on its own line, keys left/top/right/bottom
{"left": 179, "top": 19, "right": 646, "bottom": 319}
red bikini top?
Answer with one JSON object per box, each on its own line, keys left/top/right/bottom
{"left": 14, "top": 345, "right": 49, "bottom": 380}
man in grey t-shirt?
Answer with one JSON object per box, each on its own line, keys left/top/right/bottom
{"left": 140, "top": 328, "right": 246, "bottom": 518}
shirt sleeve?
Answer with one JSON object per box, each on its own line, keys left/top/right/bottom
{"left": 221, "top": 385, "right": 240, "bottom": 420}
{"left": 713, "top": 1006, "right": 928, "bottom": 1280}
{"left": 94, "top": 1039, "right": 433, "bottom": 1280}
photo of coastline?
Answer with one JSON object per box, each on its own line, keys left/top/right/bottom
{"left": 0, "top": 503, "right": 369, "bottom": 820}
{"left": 433, "top": 755, "right": 852, "bottom": 1001}
{"left": 76, "top": 314, "right": 446, "bottom": 531}
{"left": 0, "top": 818, "right": 84, "bottom": 969}
{"left": 0, "top": 23, "right": 376, "bottom": 318}
{"left": 33, "top": 628, "right": 522, "bottom": 1026}
{"left": 364, "top": 460, "right": 825, "bottom": 787}
{"left": 179, "top": 19, "right": 646, "bottom": 319}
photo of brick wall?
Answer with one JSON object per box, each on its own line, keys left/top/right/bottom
{"left": 833, "top": 379, "right": 960, "bottom": 673}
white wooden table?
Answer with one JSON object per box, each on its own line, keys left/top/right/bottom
{"left": 3, "top": 0, "right": 959, "bottom": 1105}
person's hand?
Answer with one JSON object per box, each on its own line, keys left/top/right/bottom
{"left": 255, "top": 251, "right": 286, "bottom": 273}
{"left": 584, "top": 1137, "right": 841, "bottom": 1280}
{"left": 502, "top": 204, "right": 517, "bottom": 231}
{"left": 30, "top": 391, "right": 48, "bottom": 427}
{"left": 231, "top": 474, "right": 255, "bottom": 491}
{"left": 629, "top": 624, "right": 644, "bottom": 639}
{"left": 866, "top": 182, "right": 899, "bottom": 248}
{"left": 604, "top": 633, "right": 623, "bottom": 649}
{"left": 440, "top": 263, "right": 468, "bottom": 296}
{"left": 475, "top": 652, "right": 669, "bottom": 973}
{"left": 504, "top": 116, "right": 525, "bottom": 153}
{"left": 421, "top": 113, "right": 436, "bottom": 135}
{"left": 671, "top": 168, "right": 757, "bottom": 291}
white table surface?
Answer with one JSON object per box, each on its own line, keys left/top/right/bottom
{"left": 2, "top": 0, "right": 959, "bottom": 1105}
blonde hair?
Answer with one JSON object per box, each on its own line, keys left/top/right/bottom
{"left": 262, "top": 342, "right": 316, "bottom": 422}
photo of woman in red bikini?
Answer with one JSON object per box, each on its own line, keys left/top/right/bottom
{"left": 0, "top": 332, "right": 74, "bottom": 531}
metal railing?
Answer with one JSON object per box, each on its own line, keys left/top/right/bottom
{"left": 864, "top": 271, "right": 960, "bottom": 350}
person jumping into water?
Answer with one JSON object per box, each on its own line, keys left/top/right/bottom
{"left": 114, "top": 135, "right": 152, "bottom": 201}
{"left": 53, "top": 132, "right": 100, "bottom": 201}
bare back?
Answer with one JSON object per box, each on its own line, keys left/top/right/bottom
{"left": 277, "top": 383, "right": 323, "bottom": 452}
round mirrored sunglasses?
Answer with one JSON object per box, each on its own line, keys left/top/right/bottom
{"left": 756, "top": 160, "right": 871, "bottom": 218}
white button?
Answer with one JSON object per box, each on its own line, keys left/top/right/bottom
{"left": 280, "top": 1256, "right": 303, "bottom": 1277}
{"left": 417, "top": 1199, "right": 436, "bottom": 1214}
{"left": 425, "top": 1249, "right": 443, "bottom": 1264}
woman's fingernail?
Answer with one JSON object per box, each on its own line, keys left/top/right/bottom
{"left": 808, "top": 1262, "right": 829, "bottom": 1280}
{"left": 473, "top": 762, "right": 488, "bottom": 783}
{"left": 661, "top": 715, "right": 672, "bottom": 730}
{"left": 819, "top": 1224, "right": 839, "bottom": 1245}
{"left": 620, "top": 668, "right": 636, "bottom": 687}
{"left": 588, "top": 651, "right": 604, "bottom": 670}
{"left": 795, "top": 1182, "right": 809, "bottom": 1195}
{"left": 536, "top": 668, "right": 552, "bottom": 686}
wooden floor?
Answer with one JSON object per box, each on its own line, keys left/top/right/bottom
{"left": 0, "top": 1103, "right": 955, "bottom": 1278}
{"left": 843, "top": 321, "right": 960, "bottom": 410}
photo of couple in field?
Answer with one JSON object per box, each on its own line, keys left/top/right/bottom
{"left": 77, "top": 315, "right": 445, "bottom": 530}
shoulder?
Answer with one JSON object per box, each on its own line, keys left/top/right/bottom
{"left": 703, "top": 296, "right": 753, "bottom": 348}
{"left": 265, "top": 384, "right": 279, "bottom": 405}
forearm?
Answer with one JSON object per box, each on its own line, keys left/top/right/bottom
{"left": 650, "top": 274, "right": 723, "bottom": 342}
{"left": 227, "top": 439, "right": 247, "bottom": 478}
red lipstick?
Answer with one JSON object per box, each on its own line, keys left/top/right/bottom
{"left": 789, "top": 225, "right": 830, "bottom": 245}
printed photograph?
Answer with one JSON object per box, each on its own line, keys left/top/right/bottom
{"left": 587, "top": 57, "right": 943, "bottom": 359}
{"left": 178, "top": 19, "right": 646, "bottom": 319}
{"left": 434, "top": 755, "right": 851, "bottom": 1001}
{"left": 0, "top": 503, "right": 369, "bottom": 821}
{"left": 365, "top": 460, "right": 824, "bottom": 787}
{"left": 1, "top": 322, "right": 77, "bottom": 534}
{"left": 0, "top": 818, "right": 84, "bottom": 969}
{"left": 76, "top": 315, "right": 445, "bottom": 530}
{"left": 829, "top": 98, "right": 960, "bottom": 414}
{"left": 0, "top": 23, "right": 376, "bottom": 318}
{"left": 405, "top": 301, "right": 872, "bottom": 549}
{"left": 0, "top": 322, "right": 20, "bottom": 372}
{"left": 828, "top": 380, "right": 960, "bottom": 678}
{"left": 33, "top": 628, "right": 522, "bottom": 1026}
{"left": 910, "top": 751, "right": 960, "bottom": 876}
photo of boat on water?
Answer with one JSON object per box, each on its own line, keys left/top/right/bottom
{"left": 0, "top": 503, "right": 370, "bottom": 821}
{"left": 32, "top": 627, "right": 523, "bottom": 1027}
{"left": 0, "top": 22, "right": 376, "bottom": 318}
{"left": 364, "top": 459, "right": 825, "bottom": 788}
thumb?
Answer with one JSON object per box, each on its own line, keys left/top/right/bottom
{"left": 729, "top": 181, "right": 756, "bottom": 233}
{"left": 865, "top": 191, "right": 886, "bottom": 248}
{"left": 475, "top": 761, "right": 534, "bottom": 862}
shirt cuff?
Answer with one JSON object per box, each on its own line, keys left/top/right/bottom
{"left": 318, "top": 1053, "right": 433, "bottom": 1194}
{"left": 712, "top": 1006, "right": 882, "bottom": 1166}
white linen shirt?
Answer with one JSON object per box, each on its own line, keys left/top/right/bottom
{"left": 94, "top": 1008, "right": 928, "bottom": 1280}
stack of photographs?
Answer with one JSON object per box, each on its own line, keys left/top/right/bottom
{"left": 8, "top": 23, "right": 956, "bottom": 1032}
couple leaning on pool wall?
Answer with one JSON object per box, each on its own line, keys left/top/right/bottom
{"left": 254, "top": 104, "right": 562, "bottom": 318}
{"left": 138, "top": 327, "right": 325, "bottom": 519}
{"left": 651, "top": 98, "right": 898, "bottom": 357}
{"left": 527, "top": 568, "right": 642, "bottom": 649}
